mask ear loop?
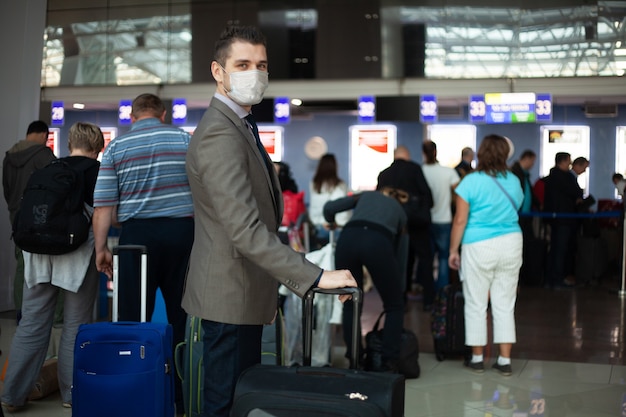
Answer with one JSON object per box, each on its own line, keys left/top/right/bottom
{"left": 217, "top": 64, "right": 233, "bottom": 93}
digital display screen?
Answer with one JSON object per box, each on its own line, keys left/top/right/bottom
{"left": 485, "top": 92, "right": 536, "bottom": 123}
{"left": 375, "top": 96, "right": 420, "bottom": 122}
{"left": 468, "top": 92, "right": 552, "bottom": 124}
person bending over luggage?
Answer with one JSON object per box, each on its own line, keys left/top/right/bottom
{"left": 1, "top": 122, "right": 104, "bottom": 412}
{"left": 448, "top": 134, "right": 523, "bottom": 376}
{"left": 324, "top": 189, "right": 408, "bottom": 372}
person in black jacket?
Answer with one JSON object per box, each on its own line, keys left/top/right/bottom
{"left": 324, "top": 190, "right": 408, "bottom": 373}
{"left": 543, "top": 152, "right": 583, "bottom": 289}
{"left": 510, "top": 150, "right": 539, "bottom": 284}
{"left": 2, "top": 121, "right": 56, "bottom": 324}
{"left": 455, "top": 147, "right": 475, "bottom": 179}
{"left": 377, "top": 145, "right": 434, "bottom": 310}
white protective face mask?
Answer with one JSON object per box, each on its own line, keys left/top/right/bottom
{"left": 222, "top": 67, "right": 269, "bottom": 106}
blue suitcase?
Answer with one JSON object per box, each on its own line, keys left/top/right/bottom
{"left": 72, "top": 245, "right": 175, "bottom": 417}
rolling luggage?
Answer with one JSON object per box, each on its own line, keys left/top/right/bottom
{"left": 72, "top": 245, "right": 175, "bottom": 417}
{"left": 520, "top": 237, "right": 548, "bottom": 287}
{"left": 575, "top": 235, "right": 609, "bottom": 284}
{"left": 174, "top": 308, "right": 284, "bottom": 417}
{"left": 175, "top": 315, "right": 204, "bottom": 417}
{"left": 431, "top": 283, "right": 470, "bottom": 362}
{"left": 231, "top": 287, "right": 405, "bottom": 417}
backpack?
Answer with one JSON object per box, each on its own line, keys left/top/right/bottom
{"left": 12, "top": 158, "right": 93, "bottom": 255}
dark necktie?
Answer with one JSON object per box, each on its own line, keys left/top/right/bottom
{"left": 245, "top": 114, "right": 265, "bottom": 156}
{"left": 245, "top": 113, "right": 276, "bottom": 175}
{"left": 245, "top": 114, "right": 281, "bottom": 216}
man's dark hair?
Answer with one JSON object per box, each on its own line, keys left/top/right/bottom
{"left": 555, "top": 152, "right": 571, "bottom": 165}
{"left": 572, "top": 156, "right": 589, "bottom": 166}
{"left": 131, "top": 93, "right": 166, "bottom": 119}
{"left": 26, "top": 120, "right": 49, "bottom": 135}
{"left": 214, "top": 26, "right": 267, "bottom": 67}
{"left": 520, "top": 149, "right": 536, "bottom": 160}
{"left": 422, "top": 140, "right": 437, "bottom": 164}
{"left": 461, "top": 147, "right": 474, "bottom": 158}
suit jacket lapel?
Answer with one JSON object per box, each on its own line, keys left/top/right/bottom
{"left": 210, "top": 99, "right": 282, "bottom": 224}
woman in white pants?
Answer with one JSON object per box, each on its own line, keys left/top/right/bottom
{"left": 448, "top": 134, "right": 523, "bottom": 376}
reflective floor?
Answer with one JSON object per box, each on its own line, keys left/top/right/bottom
{"left": 1, "top": 269, "right": 625, "bottom": 417}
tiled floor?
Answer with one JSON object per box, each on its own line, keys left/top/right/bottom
{"left": 1, "top": 265, "right": 626, "bottom": 416}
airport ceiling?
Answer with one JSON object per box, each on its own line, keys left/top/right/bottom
{"left": 41, "top": 0, "right": 626, "bottom": 112}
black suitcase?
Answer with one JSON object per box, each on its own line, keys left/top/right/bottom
{"left": 575, "top": 235, "right": 609, "bottom": 284}
{"left": 431, "top": 283, "right": 470, "bottom": 362}
{"left": 520, "top": 237, "right": 548, "bottom": 287}
{"left": 231, "top": 287, "right": 405, "bottom": 417}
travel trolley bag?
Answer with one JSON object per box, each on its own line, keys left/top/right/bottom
{"left": 72, "top": 245, "right": 175, "bottom": 417}
{"left": 174, "top": 307, "right": 284, "bottom": 417}
{"left": 231, "top": 287, "right": 406, "bottom": 417}
{"left": 431, "top": 283, "right": 470, "bottom": 362}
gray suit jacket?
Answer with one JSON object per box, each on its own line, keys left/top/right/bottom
{"left": 182, "top": 98, "right": 321, "bottom": 325}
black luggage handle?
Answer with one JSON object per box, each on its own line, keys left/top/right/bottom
{"left": 302, "top": 287, "right": 362, "bottom": 368}
{"left": 112, "top": 245, "right": 148, "bottom": 255}
{"left": 112, "top": 245, "right": 149, "bottom": 322}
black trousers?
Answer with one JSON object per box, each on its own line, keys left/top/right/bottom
{"left": 546, "top": 220, "right": 577, "bottom": 287}
{"left": 335, "top": 226, "right": 405, "bottom": 363}
{"left": 408, "top": 226, "right": 434, "bottom": 305}
{"left": 117, "top": 216, "right": 194, "bottom": 410}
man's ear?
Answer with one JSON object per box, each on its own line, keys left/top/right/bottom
{"left": 159, "top": 110, "right": 167, "bottom": 123}
{"left": 211, "top": 61, "right": 223, "bottom": 83}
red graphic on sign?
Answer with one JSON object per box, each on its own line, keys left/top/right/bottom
{"left": 359, "top": 130, "right": 389, "bottom": 153}
{"left": 46, "top": 132, "right": 56, "bottom": 153}
{"left": 102, "top": 132, "right": 113, "bottom": 151}
{"left": 260, "top": 131, "right": 276, "bottom": 155}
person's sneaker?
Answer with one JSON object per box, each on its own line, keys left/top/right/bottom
{"left": 62, "top": 402, "right": 72, "bottom": 408}
{"left": 1, "top": 402, "right": 26, "bottom": 412}
{"left": 492, "top": 362, "right": 513, "bottom": 376}
{"left": 463, "top": 360, "right": 485, "bottom": 373}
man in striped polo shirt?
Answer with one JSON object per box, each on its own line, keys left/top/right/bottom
{"left": 92, "top": 93, "right": 193, "bottom": 416}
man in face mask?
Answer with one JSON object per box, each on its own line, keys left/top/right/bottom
{"left": 182, "top": 26, "right": 357, "bottom": 417}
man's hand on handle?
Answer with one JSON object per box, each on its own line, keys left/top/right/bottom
{"left": 318, "top": 269, "right": 358, "bottom": 303}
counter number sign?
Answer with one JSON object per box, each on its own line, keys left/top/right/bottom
{"left": 119, "top": 100, "right": 132, "bottom": 125}
{"left": 51, "top": 101, "right": 64, "bottom": 126}
{"left": 420, "top": 95, "right": 438, "bottom": 123}
{"left": 358, "top": 96, "right": 375, "bottom": 123}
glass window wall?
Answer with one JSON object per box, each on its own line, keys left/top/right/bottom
{"left": 41, "top": 1, "right": 626, "bottom": 87}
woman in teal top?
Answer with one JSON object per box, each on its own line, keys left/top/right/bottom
{"left": 448, "top": 134, "right": 523, "bottom": 376}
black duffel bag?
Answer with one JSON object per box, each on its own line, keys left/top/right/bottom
{"left": 365, "top": 311, "right": 420, "bottom": 379}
